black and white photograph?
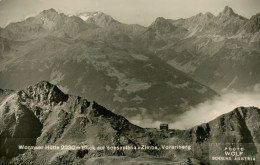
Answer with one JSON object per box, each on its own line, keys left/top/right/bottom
{"left": 0, "top": 0, "right": 259, "bottom": 164}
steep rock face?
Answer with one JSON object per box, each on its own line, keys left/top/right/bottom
{"left": 0, "top": 91, "right": 42, "bottom": 158}
{"left": 186, "top": 106, "right": 260, "bottom": 145}
{"left": 170, "top": 6, "right": 247, "bottom": 37}
{"left": 138, "top": 17, "right": 188, "bottom": 50}
{"left": 176, "top": 107, "right": 260, "bottom": 164}
{"left": 143, "top": 6, "right": 260, "bottom": 92}
{"left": 215, "top": 6, "right": 247, "bottom": 35}
{"left": 149, "top": 17, "right": 178, "bottom": 34}
{"left": 243, "top": 13, "right": 260, "bottom": 33}
{"left": 1, "top": 9, "right": 95, "bottom": 40}
{"left": 24, "top": 81, "right": 68, "bottom": 106}
{"left": 0, "top": 82, "right": 259, "bottom": 164}
{"left": 173, "top": 12, "right": 215, "bottom": 35}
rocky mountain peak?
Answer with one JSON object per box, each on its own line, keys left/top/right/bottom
{"left": 149, "top": 17, "right": 177, "bottom": 33}
{"left": 41, "top": 8, "right": 57, "bottom": 14}
{"left": 218, "top": 6, "right": 242, "bottom": 19}
{"left": 24, "top": 81, "right": 68, "bottom": 105}
{"left": 222, "top": 6, "right": 235, "bottom": 15}
{"left": 191, "top": 12, "right": 215, "bottom": 22}
{"left": 1, "top": 8, "right": 92, "bottom": 40}
{"left": 153, "top": 17, "right": 169, "bottom": 25}
{"left": 77, "top": 12, "right": 109, "bottom": 21}
{"left": 76, "top": 11, "right": 119, "bottom": 27}
{"left": 212, "top": 6, "right": 247, "bottom": 34}
{"left": 39, "top": 8, "right": 59, "bottom": 19}
{"left": 195, "top": 12, "right": 214, "bottom": 18}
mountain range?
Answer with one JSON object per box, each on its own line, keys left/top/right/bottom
{"left": 0, "top": 8, "right": 218, "bottom": 125}
{"left": 0, "top": 81, "right": 259, "bottom": 164}
{"left": 0, "top": 6, "right": 259, "bottom": 125}
{"left": 139, "top": 6, "right": 260, "bottom": 92}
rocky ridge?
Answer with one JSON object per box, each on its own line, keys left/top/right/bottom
{"left": 0, "top": 81, "right": 259, "bottom": 164}
{"left": 1, "top": 9, "right": 96, "bottom": 40}
{"left": 143, "top": 6, "right": 260, "bottom": 92}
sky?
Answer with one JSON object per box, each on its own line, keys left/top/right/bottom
{"left": 0, "top": 0, "right": 260, "bottom": 27}
{"left": 0, "top": 0, "right": 259, "bottom": 27}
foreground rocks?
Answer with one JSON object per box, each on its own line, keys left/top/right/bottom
{"left": 0, "top": 81, "right": 259, "bottom": 164}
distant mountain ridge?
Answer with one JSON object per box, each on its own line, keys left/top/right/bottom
{"left": 0, "top": 8, "right": 220, "bottom": 125}
{"left": 160, "top": 6, "right": 249, "bottom": 38}
{"left": 141, "top": 6, "right": 260, "bottom": 92}
{"left": 0, "top": 6, "right": 259, "bottom": 125}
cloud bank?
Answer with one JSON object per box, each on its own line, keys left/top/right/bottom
{"left": 170, "top": 92, "right": 260, "bottom": 129}
{"left": 129, "top": 92, "right": 260, "bottom": 130}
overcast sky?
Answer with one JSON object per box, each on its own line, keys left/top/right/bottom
{"left": 0, "top": 0, "right": 259, "bottom": 27}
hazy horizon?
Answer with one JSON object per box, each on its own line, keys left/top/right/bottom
{"left": 0, "top": 0, "right": 259, "bottom": 27}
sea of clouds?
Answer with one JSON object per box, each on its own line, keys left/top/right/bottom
{"left": 129, "top": 91, "right": 260, "bottom": 130}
